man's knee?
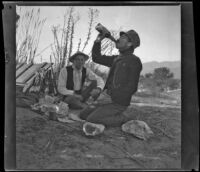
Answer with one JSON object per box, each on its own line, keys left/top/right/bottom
{"left": 86, "top": 116, "right": 120, "bottom": 127}
{"left": 64, "top": 95, "right": 75, "bottom": 103}
{"left": 86, "top": 110, "right": 109, "bottom": 126}
{"left": 86, "top": 110, "right": 129, "bottom": 127}
{"left": 79, "top": 105, "right": 96, "bottom": 120}
{"left": 81, "top": 80, "right": 98, "bottom": 101}
{"left": 64, "top": 95, "right": 86, "bottom": 109}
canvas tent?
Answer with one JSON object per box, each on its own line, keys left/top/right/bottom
{"left": 16, "top": 62, "right": 58, "bottom": 95}
{"left": 16, "top": 62, "right": 53, "bottom": 87}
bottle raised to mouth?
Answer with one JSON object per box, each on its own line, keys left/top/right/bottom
{"left": 95, "top": 23, "right": 117, "bottom": 43}
{"left": 95, "top": 23, "right": 111, "bottom": 37}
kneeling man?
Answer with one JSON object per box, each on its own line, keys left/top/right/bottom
{"left": 79, "top": 29, "right": 142, "bottom": 127}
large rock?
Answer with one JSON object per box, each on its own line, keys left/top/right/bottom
{"left": 122, "top": 120, "right": 154, "bottom": 140}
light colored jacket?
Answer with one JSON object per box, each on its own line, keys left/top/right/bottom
{"left": 57, "top": 65, "right": 105, "bottom": 95}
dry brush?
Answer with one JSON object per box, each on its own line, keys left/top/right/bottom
{"left": 16, "top": 7, "right": 46, "bottom": 64}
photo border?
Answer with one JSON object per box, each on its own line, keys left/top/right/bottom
{"left": 3, "top": 1, "right": 199, "bottom": 171}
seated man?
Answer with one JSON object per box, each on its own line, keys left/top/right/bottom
{"left": 79, "top": 29, "right": 143, "bottom": 127}
{"left": 57, "top": 51, "right": 104, "bottom": 109}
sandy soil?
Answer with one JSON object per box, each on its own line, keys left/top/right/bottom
{"left": 16, "top": 99, "right": 181, "bottom": 170}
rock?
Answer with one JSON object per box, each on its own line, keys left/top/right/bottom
{"left": 121, "top": 120, "right": 154, "bottom": 140}
{"left": 83, "top": 122, "right": 105, "bottom": 136}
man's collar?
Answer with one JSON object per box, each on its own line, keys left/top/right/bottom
{"left": 119, "top": 52, "right": 133, "bottom": 57}
{"left": 72, "top": 64, "right": 83, "bottom": 71}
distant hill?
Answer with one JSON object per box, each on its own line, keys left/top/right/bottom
{"left": 141, "top": 61, "right": 181, "bottom": 79}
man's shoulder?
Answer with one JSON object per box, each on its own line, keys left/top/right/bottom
{"left": 126, "top": 54, "right": 142, "bottom": 65}
{"left": 84, "top": 66, "right": 92, "bottom": 74}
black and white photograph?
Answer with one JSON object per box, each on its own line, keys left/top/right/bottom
{"left": 3, "top": 2, "right": 198, "bottom": 171}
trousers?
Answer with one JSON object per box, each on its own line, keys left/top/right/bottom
{"left": 79, "top": 102, "right": 130, "bottom": 127}
{"left": 63, "top": 80, "right": 100, "bottom": 109}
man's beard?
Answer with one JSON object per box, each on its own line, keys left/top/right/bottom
{"left": 118, "top": 47, "right": 128, "bottom": 53}
{"left": 118, "top": 47, "right": 133, "bottom": 54}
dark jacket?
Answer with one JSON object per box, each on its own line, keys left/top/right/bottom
{"left": 92, "top": 42, "right": 142, "bottom": 106}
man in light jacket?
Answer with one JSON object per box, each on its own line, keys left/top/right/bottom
{"left": 57, "top": 51, "right": 104, "bottom": 109}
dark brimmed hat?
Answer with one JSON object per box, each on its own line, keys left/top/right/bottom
{"left": 69, "top": 51, "right": 89, "bottom": 62}
{"left": 120, "top": 30, "right": 140, "bottom": 48}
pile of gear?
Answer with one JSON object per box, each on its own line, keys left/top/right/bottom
{"left": 16, "top": 66, "right": 57, "bottom": 108}
{"left": 30, "top": 94, "right": 73, "bottom": 122}
{"left": 23, "top": 67, "right": 57, "bottom": 95}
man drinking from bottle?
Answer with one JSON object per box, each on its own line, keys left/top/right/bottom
{"left": 80, "top": 28, "right": 143, "bottom": 127}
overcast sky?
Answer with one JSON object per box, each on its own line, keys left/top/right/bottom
{"left": 16, "top": 5, "right": 181, "bottom": 64}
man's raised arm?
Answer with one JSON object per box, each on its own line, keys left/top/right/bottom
{"left": 92, "top": 36, "right": 117, "bottom": 67}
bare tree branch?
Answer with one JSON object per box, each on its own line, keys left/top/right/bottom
{"left": 82, "top": 8, "right": 99, "bottom": 52}
{"left": 16, "top": 7, "right": 46, "bottom": 64}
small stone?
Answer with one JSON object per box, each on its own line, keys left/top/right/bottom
{"left": 83, "top": 122, "right": 105, "bottom": 136}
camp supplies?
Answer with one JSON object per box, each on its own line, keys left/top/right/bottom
{"left": 49, "top": 112, "right": 58, "bottom": 121}
{"left": 44, "top": 94, "right": 56, "bottom": 104}
{"left": 56, "top": 101, "right": 69, "bottom": 118}
{"left": 31, "top": 96, "right": 69, "bottom": 119}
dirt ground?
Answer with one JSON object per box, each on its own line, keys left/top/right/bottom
{"left": 16, "top": 94, "right": 181, "bottom": 170}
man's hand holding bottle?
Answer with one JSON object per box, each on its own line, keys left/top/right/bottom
{"left": 95, "top": 33, "right": 106, "bottom": 43}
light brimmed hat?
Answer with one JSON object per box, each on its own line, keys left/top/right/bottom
{"left": 69, "top": 51, "right": 89, "bottom": 62}
{"left": 120, "top": 30, "right": 140, "bottom": 48}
